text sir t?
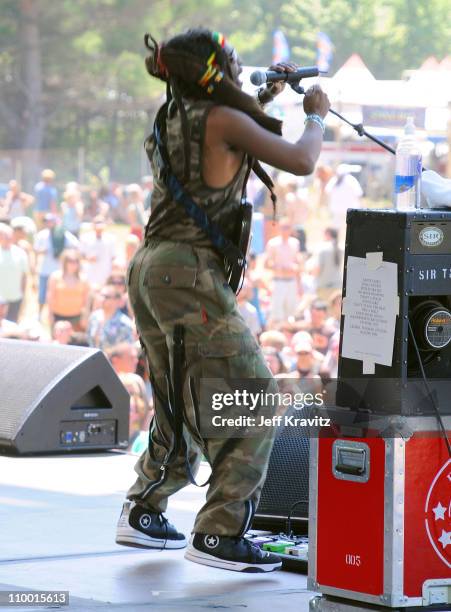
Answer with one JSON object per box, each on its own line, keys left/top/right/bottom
{"left": 418, "top": 268, "right": 451, "bottom": 281}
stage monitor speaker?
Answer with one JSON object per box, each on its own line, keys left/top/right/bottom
{"left": 0, "top": 339, "right": 130, "bottom": 455}
{"left": 337, "top": 209, "right": 451, "bottom": 415}
{"left": 252, "top": 407, "right": 310, "bottom": 534}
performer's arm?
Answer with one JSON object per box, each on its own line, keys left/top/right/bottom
{"left": 210, "top": 85, "right": 329, "bottom": 176}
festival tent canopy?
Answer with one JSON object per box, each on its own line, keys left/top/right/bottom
{"left": 332, "top": 53, "right": 376, "bottom": 82}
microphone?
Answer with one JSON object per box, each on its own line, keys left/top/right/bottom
{"left": 250, "top": 66, "right": 319, "bottom": 86}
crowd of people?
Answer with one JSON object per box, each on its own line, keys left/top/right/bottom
{"left": 0, "top": 164, "right": 362, "bottom": 449}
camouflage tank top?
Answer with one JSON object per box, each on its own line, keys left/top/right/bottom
{"left": 144, "top": 99, "right": 249, "bottom": 248}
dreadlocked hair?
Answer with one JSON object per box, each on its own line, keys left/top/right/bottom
{"left": 144, "top": 28, "right": 282, "bottom": 136}
{"left": 144, "top": 29, "right": 280, "bottom": 217}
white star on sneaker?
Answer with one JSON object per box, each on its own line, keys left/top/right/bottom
{"left": 432, "top": 502, "right": 447, "bottom": 521}
{"left": 140, "top": 514, "right": 151, "bottom": 529}
{"left": 204, "top": 535, "right": 219, "bottom": 548}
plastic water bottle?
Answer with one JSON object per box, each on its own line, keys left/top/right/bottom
{"left": 394, "top": 117, "right": 422, "bottom": 210}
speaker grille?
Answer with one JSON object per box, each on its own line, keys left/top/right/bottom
{"left": 257, "top": 409, "right": 310, "bottom": 522}
{"left": 0, "top": 340, "right": 97, "bottom": 440}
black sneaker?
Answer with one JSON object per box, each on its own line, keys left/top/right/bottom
{"left": 184, "top": 533, "right": 282, "bottom": 572}
{"left": 115, "top": 501, "right": 187, "bottom": 549}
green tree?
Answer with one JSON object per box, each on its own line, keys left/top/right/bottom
{"left": 0, "top": 0, "right": 450, "bottom": 186}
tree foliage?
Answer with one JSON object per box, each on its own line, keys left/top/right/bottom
{"left": 0, "top": 0, "right": 449, "bottom": 183}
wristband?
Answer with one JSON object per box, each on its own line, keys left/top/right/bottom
{"left": 304, "top": 113, "right": 325, "bottom": 134}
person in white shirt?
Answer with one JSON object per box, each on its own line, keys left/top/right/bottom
{"left": 325, "top": 164, "right": 363, "bottom": 235}
{"left": 80, "top": 215, "right": 116, "bottom": 288}
{"left": 264, "top": 217, "right": 302, "bottom": 325}
{"left": 0, "top": 223, "right": 29, "bottom": 322}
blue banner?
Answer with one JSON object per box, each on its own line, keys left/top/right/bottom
{"left": 317, "top": 32, "right": 333, "bottom": 72}
{"left": 273, "top": 29, "right": 290, "bottom": 64}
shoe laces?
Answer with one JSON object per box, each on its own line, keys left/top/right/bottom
{"left": 156, "top": 512, "right": 168, "bottom": 526}
{"left": 242, "top": 537, "right": 268, "bottom": 561}
{"left": 212, "top": 536, "right": 267, "bottom": 562}
{"left": 156, "top": 512, "right": 169, "bottom": 550}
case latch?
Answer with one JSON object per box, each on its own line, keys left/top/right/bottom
{"left": 332, "top": 440, "right": 370, "bottom": 483}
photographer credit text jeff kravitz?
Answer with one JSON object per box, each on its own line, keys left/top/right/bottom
{"left": 209, "top": 389, "right": 331, "bottom": 428}
{"left": 211, "top": 413, "right": 332, "bottom": 428}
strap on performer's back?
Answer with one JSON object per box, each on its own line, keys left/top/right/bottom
{"left": 150, "top": 103, "right": 246, "bottom": 269}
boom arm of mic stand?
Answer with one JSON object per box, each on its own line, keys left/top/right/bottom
{"left": 328, "top": 107, "right": 427, "bottom": 171}
{"left": 290, "top": 82, "right": 397, "bottom": 157}
{"left": 328, "top": 108, "right": 396, "bottom": 156}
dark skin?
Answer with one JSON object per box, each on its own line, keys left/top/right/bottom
{"left": 203, "top": 53, "right": 330, "bottom": 188}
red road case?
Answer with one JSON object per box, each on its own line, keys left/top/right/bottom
{"left": 308, "top": 416, "right": 451, "bottom": 608}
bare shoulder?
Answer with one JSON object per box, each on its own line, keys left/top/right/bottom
{"left": 207, "top": 105, "right": 252, "bottom": 130}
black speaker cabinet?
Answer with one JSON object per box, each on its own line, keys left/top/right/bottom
{"left": 253, "top": 406, "right": 310, "bottom": 533}
{"left": 0, "top": 339, "right": 130, "bottom": 455}
{"left": 337, "top": 209, "right": 451, "bottom": 416}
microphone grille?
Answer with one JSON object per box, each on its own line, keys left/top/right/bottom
{"left": 250, "top": 70, "right": 266, "bottom": 86}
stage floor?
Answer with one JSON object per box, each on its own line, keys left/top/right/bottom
{"left": 0, "top": 452, "right": 315, "bottom": 611}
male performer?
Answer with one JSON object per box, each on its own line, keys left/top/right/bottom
{"left": 116, "top": 28, "right": 329, "bottom": 572}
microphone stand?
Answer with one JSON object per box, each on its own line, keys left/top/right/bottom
{"left": 290, "top": 81, "right": 435, "bottom": 203}
{"left": 290, "top": 83, "right": 396, "bottom": 156}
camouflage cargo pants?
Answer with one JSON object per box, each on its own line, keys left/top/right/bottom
{"left": 126, "top": 239, "right": 276, "bottom": 535}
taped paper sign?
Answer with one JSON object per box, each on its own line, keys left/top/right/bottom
{"left": 341, "top": 253, "right": 399, "bottom": 374}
